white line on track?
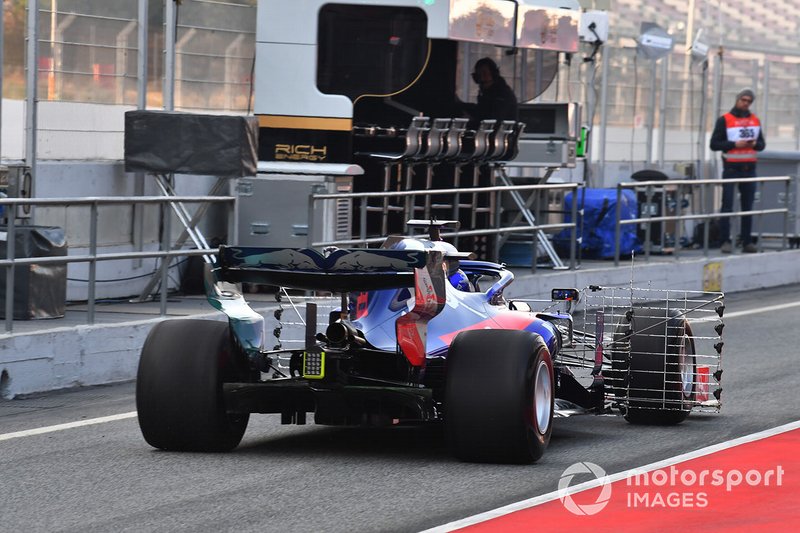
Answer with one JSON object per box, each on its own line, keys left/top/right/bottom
{"left": 420, "top": 419, "right": 800, "bottom": 533}
{"left": 0, "top": 411, "right": 137, "bottom": 442}
{"left": 724, "top": 300, "right": 800, "bottom": 318}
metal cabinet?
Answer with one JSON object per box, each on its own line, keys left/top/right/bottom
{"left": 232, "top": 162, "right": 362, "bottom": 247}
{"left": 755, "top": 151, "right": 799, "bottom": 240}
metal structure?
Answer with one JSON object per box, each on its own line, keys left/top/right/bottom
{"left": 307, "top": 181, "right": 579, "bottom": 262}
{"left": 0, "top": 194, "right": 234, "bottom": 333}
{"left": 0, "top": 0, "right": 799, "bottom": 323}
{"left": 3, "top": 2, "right": 799, "bottom": 170}
{"left": 0, "top": 177, "right": 790, "bottom": 332}
{"left": 577, "top": 285, "right": 724, "bottom": 413}
{"left": 613, "top": 175, "right": 793, "bottom": 264}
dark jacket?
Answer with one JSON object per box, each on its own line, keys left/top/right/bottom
{"left": 462, "top": 77, "right": 518, "bottom": 127}
{"left": 709, "top": 107, "right": 766, "bottom": 156}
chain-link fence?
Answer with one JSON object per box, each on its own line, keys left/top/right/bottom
{"left": 3, "top": 0, "right": 255, "bottom": 111}
{"left": 530, "top": 42, "right": 800, "bottom": 178}
{"left": 172, "top": 0, "right": 255, "bottom": 111}
{"left": 35, "top": 0, "right": 140, "bottom": 105}
{"left": 3, "top": 1, "right": 800, "bottom": 165}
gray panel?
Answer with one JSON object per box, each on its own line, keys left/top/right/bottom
{"left": 754, "top": 159, "right": 799, "bottom": 237}
{"left": 232, "top": 174, "right": 352, "bottom": 247}
{"left": 508, "top": 140, "right": 577, "bottom": 168}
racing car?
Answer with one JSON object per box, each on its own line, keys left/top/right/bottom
{"left": 136, "top": 220, "right": 724, "bottom": 464}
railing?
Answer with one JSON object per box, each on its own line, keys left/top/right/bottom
{"left": 0, "top": 177, "right": 794, "bottom": 333}
{"left": 308, "top": 182, "right": 581, "bottom": 269}
{"left": 0, "top": 195, "right": 234, "bottom": 333}
{"left": 614, "top": 176, "right": 793, "bottom": 265}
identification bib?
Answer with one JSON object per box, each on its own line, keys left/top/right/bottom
{"left": 726, "top": 124, "right": 761, "bottom": 142}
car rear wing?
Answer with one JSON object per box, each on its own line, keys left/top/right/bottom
{"left": 209, "top": 245, "right": 447, "bottom": 369}
{"left": 214, "top": 246, "right": 430, "bottom": 292}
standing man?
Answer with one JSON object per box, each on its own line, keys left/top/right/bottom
{"left": 709, "top": 88, "right": 766, "bottom": 253}
{"left": 455, "top": 57, "right": 518, "bottom": 259}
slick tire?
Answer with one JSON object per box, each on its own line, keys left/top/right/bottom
{"left": 136, "top": 319, "right": 249, "bottom": 452}
{"left": 445, "top": 330, "right": 554, "bottom": 464}
{"left": 612, "top": 309, "right": 696, "bottom": 425}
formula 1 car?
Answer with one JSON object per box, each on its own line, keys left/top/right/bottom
{"left": 136, "top": 221, "right": 725, "bottom": 464}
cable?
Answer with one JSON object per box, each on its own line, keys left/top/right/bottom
{"left": 353, "top": 39, "right": 432, "bottom": 105}
{"left": 168, "top": 271, "right": 182, "bottom": 289}
{"left": 565, "top": 52, "right": 573, "bottom": 101}
{"left": 698, "top": 60, "right": 708, "bottom": 177}
{"left": 66, "top": 258, "right": 189, "bottom": 283}
{"left": 630, "top": 52, "right": 639, "bottom": 172}
{"left": 690, "top": 59, "right": 696, "bottom": 168}
{"left": 246, "top": 55, "right": 255, "bottom": 114}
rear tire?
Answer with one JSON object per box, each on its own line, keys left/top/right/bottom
{"left": 611, "top": 310, "right": 696, "bottom": 425}
{"left": 136, "top": 319, "right": 249, "bottom": 451}
{"left": 445, "top": 330, "right": 554, "bottom": 464}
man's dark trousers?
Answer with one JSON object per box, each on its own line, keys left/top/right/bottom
{"left": 720, "top": 162, "right": 757, "bottom": 246}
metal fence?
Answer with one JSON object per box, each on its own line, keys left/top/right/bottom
{"left": 308, "top": 181, "right": 581, "bottom": 270}
{"left": 613, "top": 175, "right": 793, "bottom": 265}
{"left": 533, "top": 44, "right": 800, "bottom": 183}
{"left": 0, "top": 194, "right": 234, "bottom": 332}
{"left": 36, "top": 0, "right": 141, "bottom": 105}
{"left": 172, "top": 0, "right": 256, "bottom": 111}
{"left": 306, "top": 175, "right": 794, "bottom": 270}
{"left": 0, "top": 177, "right": 793, "bottom": 331}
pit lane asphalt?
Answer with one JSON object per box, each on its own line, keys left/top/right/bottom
{"left": 1, "top": 284, "right": 798, "bottom": 532}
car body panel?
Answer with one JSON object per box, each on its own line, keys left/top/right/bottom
{"left": 352, "top": 275, "right": 559, "bottom": 358}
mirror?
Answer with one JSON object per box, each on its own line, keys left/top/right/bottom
{"left": 509, "top": 301, "right": 533, "bottom": 312}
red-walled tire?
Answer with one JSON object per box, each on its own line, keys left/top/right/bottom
{"left": 445, "top": 330, "right": 554, "bottom": 464}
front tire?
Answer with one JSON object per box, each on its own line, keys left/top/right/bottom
{"left": 612, "top": 310, "right": 696, "bottom": 425}
{"left": 136, "top": 319, "right": 249, "bottom": 452}
{"left": 445, "top": 330, "right": 554, "bottom": 464}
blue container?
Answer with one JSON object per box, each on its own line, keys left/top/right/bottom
{"left": 554, "top": 188, "right": 643, "bottom": 259}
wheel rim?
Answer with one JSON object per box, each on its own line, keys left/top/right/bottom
{"left": 679, "top": 334, "right": 693, "bottom": 399}
{"left": 534, "top": 360, "right": 552, "bottom": 434}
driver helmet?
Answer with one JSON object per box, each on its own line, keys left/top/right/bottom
{"left": 448, "top": 269, "right": 471, "bottom": 291}
{"left": 390, "top": 238, "right": 471, "bottom": 290}
{"left": 432, "top": 241, "right": 472, "bottom": 291}
{"left": 390, "top": 238, "right": 428, "bottom": 253}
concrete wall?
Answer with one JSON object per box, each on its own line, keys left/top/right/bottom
{"left": 31, "top": 161, "right": 226, "bottom": 301}
{"left": 0, "top": 319, "right": 163, "bottom": 399}
{"left": 509, "top": 250, "right": 800, "bottom": 298}
{"left": 1, "top": 99, "right": 25, "bottom": 160}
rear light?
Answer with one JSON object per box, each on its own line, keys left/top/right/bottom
{"left": 303, "top": 351, "right": 325, "bottom": 379}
